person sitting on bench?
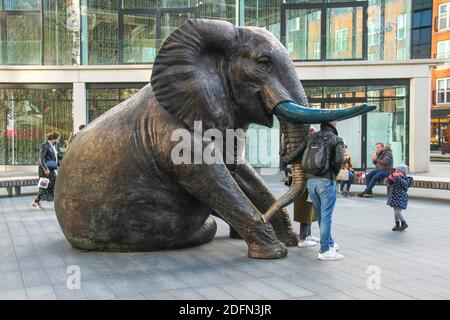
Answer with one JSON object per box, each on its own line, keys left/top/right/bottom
{"left": 358, "top": 142, "right": 393, "bottom": 198}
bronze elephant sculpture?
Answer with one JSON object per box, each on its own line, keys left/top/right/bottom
{"left": 55, "top": 19, "right": 374, "bottom": 259}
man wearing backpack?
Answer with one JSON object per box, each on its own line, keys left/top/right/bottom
{"left": 282, "top": 121, "right": 345, "bottom": 261}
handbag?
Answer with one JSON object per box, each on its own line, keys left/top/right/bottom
{"left": 336, "top": 168, "right": 349, "bottom": 181}
{"left": 45, "top": 160, "right": 58, "bottom": 170}
{"left": 38, "top": 177, "right": 50, "bottom": 189}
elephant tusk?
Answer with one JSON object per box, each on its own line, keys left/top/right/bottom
{"left": 273, "top": 101, "right": 377, "bottom": 124}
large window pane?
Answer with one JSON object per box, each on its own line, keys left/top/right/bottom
{"left": 122, "top": 14, "right": 157, "bottom": 64}
{"left": 87, "top": 86, "right": 145, "bottom": 122}
{"left": 43, "top": 0, "right": 75, "bottom": 65}
{"left": 244, "top": 0, "right": 280, "bottom": 39}
{"left": 303, "top": 82, "right": 408, "bottom": 169}
{"left": 161, "top": 11, "right": 196, "bottom": 41}
{"left": 198, "top": 0, "right": 236, "bottom": 25}
{"left": 0, "top": 87, "right": 72, "bottom": 165}
{"left": 285, "top": 9, "right": 321, "bottom": 60}
{"left": 3, "top": 0, "right": 40, "bottom": 10}
{"left": 326, "top": 7, "right": 363, "bottom": 60}
{"left": 286, "top": 9, "right": 321, "bottom": 60}
{"left": 88, "top": 1, "right": 119, "bottom": 64}
{"left": 6, "top": 13, "right": 41, "bottom": 65}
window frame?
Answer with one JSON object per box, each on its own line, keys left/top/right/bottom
{"left": 397, "top": 13, "right": 406, "bottom": 40}
{"left": 437, "top": 40, "right": 450, "bottom": 59}
{"left": 280, "top": 1, "right": 368, "bottom": 62}
{"left": 436, "top": 78, "right": 450, "bottom": 105}
{"left": 0, "top": 7, "right": 43, "bottom": 65}
{"left": 368, "top": 20, "right": 379, "bottom": 46}
{"left": 438, "top": 3, "right": 450, "bottom": 31}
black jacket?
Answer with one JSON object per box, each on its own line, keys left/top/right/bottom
{"left": 38, "top": 141, "right": 59, "bottom": 170}
{"left": 282, "top": 124, "right": 345, "bottom": 180}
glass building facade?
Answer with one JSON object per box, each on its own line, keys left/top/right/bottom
{"left": 0, "top": 0, "right": 417, "bottom": 65}
{"left": 0, "top": 1, "right": 430, "bottom": 166}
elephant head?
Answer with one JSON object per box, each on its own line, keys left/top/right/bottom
{"left": 151, "top": 19, "right": 375, "bottom": 233}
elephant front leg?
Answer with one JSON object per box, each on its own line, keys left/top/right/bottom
{"left": 229, "top": 162, "right": 298, "bottom": 247}
{"left": 172, "top": 161, "right": 287, "bottom": 259}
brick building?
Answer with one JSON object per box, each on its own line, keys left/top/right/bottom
{"left": 431, "top": 0, "right": 450, "bottom": 151}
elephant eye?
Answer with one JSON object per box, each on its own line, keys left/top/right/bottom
{"left": 257, "top": 56, "right": 271, "bottom": 66}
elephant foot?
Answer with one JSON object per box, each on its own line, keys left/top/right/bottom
{"left": 278, "top": 231, "right": 299, "bottom": 247}
{"left": 180, "top": 216, "right": 217, "bottom": 248}
{"left": 246, "top": 221, "right": 287, "bottom": 259}
{"left": 271, "top": 209, "right": 298, "bottom": 247}
{"left": 248, "top": 242, "right": 287, "bottom": 259}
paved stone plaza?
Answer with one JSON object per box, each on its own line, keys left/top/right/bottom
{"left": 1, "top": 176, "right": 450, "bottom": 300}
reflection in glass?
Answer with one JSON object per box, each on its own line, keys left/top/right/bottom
{"left": 0, "top": 88, "right": 73, "bottom": 165}
{"left": 326, "top": 7, "right": 363, "bottom": 60}
{"left": 88, "top": 1, "right": 119, "bottom": 64}
{"left": 303, "top": 83, "right": 407, "bottom": 169}
{"left": 43, "top": 0, "right": 74, "bottom": 65}
{"left": 3, "top": 0, "right": 40, "bottom": 10}
{"left": 87, "top": 87, "right": 144, "bottom": 122}
{"left": 286, "top": 9, "right": 321, "bottom": 60}
{"left": 6, "top": 13, "right": 41, "bottom": 65}
{"left": 161, "top": 11, "right": 196, "bottom": 42}
{"left": 244, "top": 0, "right": 280, "bottom": 39}
{"left": 123, "top": 14, "right": 157, "bottom": 64}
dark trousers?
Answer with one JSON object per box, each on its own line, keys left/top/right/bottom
{"left": 364, "top": 169, "right": 390, "bottom": 193}
{"left": 299, "top": 223, "right": 312, "bottom": 241}
{"left": 339, "top": 170, "right": 355, "bottom": 192}
{"left": 35, "top": 167, "right": 56, "bottom": 203}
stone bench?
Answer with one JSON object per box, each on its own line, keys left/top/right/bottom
{"left": 0, "top": 176, "right": 40, "bottom": 197}
{"left": 352, "top": 176, "right": 450, "bottom": 190}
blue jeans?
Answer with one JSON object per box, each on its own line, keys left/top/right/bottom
{"left": 306, "top": 178, "right": 336, "bottom": 253}
{"left": 339, "top": 170, "right": 354, "bottom": 192}
{"left": 364, "top": 169, "right": 390, "bottom": 193}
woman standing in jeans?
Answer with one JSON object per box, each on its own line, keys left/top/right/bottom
{"left": 32, "top": 132, "right": 61, "bottom": 208}
{"left": 339, "top": 145, "right": 355, "bottom": 197}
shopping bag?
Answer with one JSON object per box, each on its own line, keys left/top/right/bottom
{"left": 38, "top": 177, "right": 50, "bottom": 189}
{"left": 336, "top": 169, "right": 349, "bottom": 181}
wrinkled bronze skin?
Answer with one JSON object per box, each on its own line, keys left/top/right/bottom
{"left": 55, "top": 19, "right": 311, "bottom": 259}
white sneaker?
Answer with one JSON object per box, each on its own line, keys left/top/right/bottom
{"left": 331, "top": 242, "right": 340, "bottom": 251}
{"left": 307, "top": 235, "right": 320, "bottom": 243}
{"left": 298, "top": 239, "right": 318, "bottom": 247}
{"left": 318, "top": 248, "right": 344, "bottom": 261}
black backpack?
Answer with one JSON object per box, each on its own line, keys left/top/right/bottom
{"left": 301, "top": 132, "right": 330, "bottom": 175}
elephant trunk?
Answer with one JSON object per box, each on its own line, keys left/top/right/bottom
{"left": 262, "top": 102, "right": 376, "bottom": 222}
{"left": 262, "top": 121, "right": 308, "bottom": 223}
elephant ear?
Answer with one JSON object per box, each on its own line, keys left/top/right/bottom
{"left": 151, "top": 19, "right": 239, "bottom": 130}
